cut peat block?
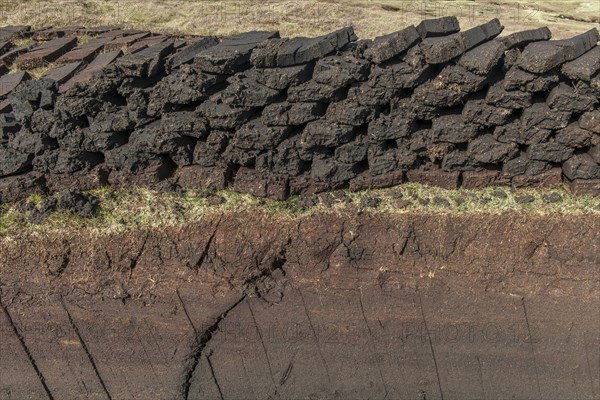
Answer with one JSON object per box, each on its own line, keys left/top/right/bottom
{"left": 57, "top": 37, "right": 114, "bottom": 64}
{"left": 61, "top": 50, "right": 122, "bottom": 91}
{"left": 43, "top": 62, "right": 83, "bottom": 84}
{"left": 518, "top": 28, "right": 599, "bottom": 73}
{"left": 15, "top": 37, "right": 77, "bottom": 69}
{"left": 0, "top": 71, "right": 30, "bottom": 98}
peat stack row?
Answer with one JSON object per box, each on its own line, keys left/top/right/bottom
{"left": 1, "top": 18, "right": 599, "bottom": 201}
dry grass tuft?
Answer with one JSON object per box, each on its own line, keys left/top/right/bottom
{"left": 0, "top": 184, "right": 598, "bottom": 238}
{"left": 1, "top": 1, "right": 598, "bottom": 39}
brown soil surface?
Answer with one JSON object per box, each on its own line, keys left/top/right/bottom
{"left": 1, "top": 211, "right": 598, "bottom": 399}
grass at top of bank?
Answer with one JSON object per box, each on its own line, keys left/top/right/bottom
{"left": 1, "top": 0, "right": 598, "bottom": 39}
{"left": 0, "top": 183, "right": 598, "bottom": 238}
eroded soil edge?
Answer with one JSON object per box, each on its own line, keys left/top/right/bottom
{"left": 1, "top": 212, "right": 599, "bottom": 399}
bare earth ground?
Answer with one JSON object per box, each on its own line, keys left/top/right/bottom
{"left": 0, "top": 0, "right": 599, "bottom": 39}
{"left": 1, "top": 210, "right": 599, "bottom": 399}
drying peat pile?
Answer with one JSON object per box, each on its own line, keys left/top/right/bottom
{"left": 0, "top": 17, "right": 599, "bottom": 203}
{"left": 1, "top": 19, "right": 599, "bottom": 400}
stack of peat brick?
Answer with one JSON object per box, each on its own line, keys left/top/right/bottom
{"left": 1, "top": 17, "right": 599, "bottom": 201}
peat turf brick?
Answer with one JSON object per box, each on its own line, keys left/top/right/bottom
{"left": 0, "top": 99, "right": 11, "bottom": 113}
{"left": 326, "top": 99, "right": 372, "bottom": 126}
{"left": 175, "top": 164, "right": 232, "bottom": 191}
{"left": 57, "top": 37, "right": 113, "bottom": 63}
{"left": 334, "top": 139, "right": 368, "bottom": 164}
{"left": 368, "top": 60, "right": 433, "bottom": 90}
{"left": 546, "top": 82, "right": 598, "bottom": 112}
{"left": 521, "top": 102, "right": 571, "bottom": 130}
{"left": 406, "top": 168, "right": 461, "bottom": 189}
{"left": 461, "top": 170, "right": 510, "bottom": 189}
{"left": 461, "top": 18, "right": 504, "bottom": 50}
{"left": 0, "top": 71, "right": 30, "bottom": 98}
{"left": 420, "top": 19, "right": 503, "bottom": 64}
{"left": 97, "top": 29, "right": 146, "bottom": 39}
{"left": 0, "top": 45, "right": 31, "bottom": 65}
{"left": 33, "top": 26, "right": 83, "bottom": 41}
{"left": 368, "top": 113, "right": 414, "bottom": 141}
{"left": 251, "top": 27, "right": 357, "bottom": 67}
{"left": 87, "top": 107, "right": 135, "bottom": 134}
{"left": 104, "top": 32, "right": 152, "bottom": 52}
{"left": 503, "top": 48, "right": 521, "bottom": 66}
{"left": 301, "top": 120, "right": 356, "bottom": 148}
{"left": 193, "top": 131, "right": 229, "bottom": 167}
{"left": 518, "top": 28, "right": 599, "bottom": 73}
{"left": 527, "top": 142, "right": 575, "bottom": 163}
{"left": 458, "top": 40, "right": 506, "bottom": 75}
{"left": 167, "top": 36, "right": 219, "bottom": 70}
{"left": 579, "top": 109, "right": 600, "bottom": 133}
{"left": 569, "top": 178, "right": 600, "bottom": 196}
{"left": 107, "top": 157, "right": 177, "bottom": 187}
{"left": 0, "top": 26, "right": 31, "bottom": 41}
{"left": 197, "top": 100, "right": 255, "bottom": 130}
{"left": 313, "top": 55, "right": 371, "bottom": 88}
{"left": 15, "top": 37, "right": 77, "bottom": 69}
{"left": 246, "top": 63, "right": 312, "bottom": 90}
{"left": 160, "top": 111, "right": 209, "bottom": 139}
{"left": 233, "top": 119, "right": 292, "bottom": 151}
{"left": 411, "top": 81, "right": 467, "bottom": 108}
{"left": 81, "top": 26, "right": 118, "bottom": 36}
{"left": 128, "top": 120, "right": 194, "bottom": 157}
{"left": 561, "top": 46, "right": 600, "bottom": 81}
{"left": 287, "top": 80, "right": 346, "bottom": 103}
{"left": 311, "top": 157, "right": 359, "bottom": 183}
{"left": 416, "top": 16, "right": 460, "bottom": 39}
{"left": 485, "top": 82, "right": 533, "bottom": 109}
{"left": 347, "top": 81, "right": 397, "bottom": 107}
{"left": 575, "top": 76, "right": 600, "bottom": 98}
{"left": 261, "top": 102, "right": 325, "bottom": 126}
{"left": 128, "top": 35, "right": 169, "bottom": 53}
{"left": 499, "top": 27, "right": 552, "bottom": 49}
{"left": 430, "top": 114, "right": 479, "bottom": 143}
{"left": 146, "top": 66, "right": 224, "bottom": 115}
{"left": 233, "top": 167, "right": 289, "bottom": 200}
{"left": 348, "top": 170, "right": 404, "bottom": 191}
{"left": 209, "top": 75, "right": 281, "bottom": 107}
{"left": 362, "top": 25, "right": 420, "bottom": 64}
{"left": 0, "top": 41, "right": 12, "bottom": 56}
{"left": 0, "top": 171, "right": 47, "bottom": 203}
{"left": 467, "top": 134, "right": 518, "bottom": 164}
{"left": 61, "top": 49, "right": 122, "bottom": 90}
{"left": 442, "top": 146, "right": 474, "bottom": 171}
{"left": 411, "top": 64, "right": 489, "bottom": 107}
{"left": 591, "top": 146, "right": 600, "bottom": 164}
{"left": 0, "top": 147, "right": 33, "bottom": 177}
{"left": 115, "top": 39, "right": 175, "bottom": 77}
{"left": 563, "top": 153, "right": 600, "bottom": 181}
{"left": 554, "top": 123, "right": 593, "bottom": 148}
{"left": 502, "top": 154, "right": 551, "bottom": 177}
{"left": 367, "top": 146, "right": 399, "bottom": 175}
{"left": 462, "top": 99, "right": 513, "bottom": 127}
{"left": 511, "top": 168, "right": 563, "bottom": 188}
{"left": 195, "top": 30, "right": 279, "bottom": 74}
{"left": 503, "top": 67, "right": 559, "bottom": 92}
{"left": 289, "top": 26, "right": 357, "bottom": 65}
{"left": 493, "top": 121, "right": 551, "bottom": 145}
{"left": 435, "top": 64, "right": 490, "bottom": 92}
{"left": 43, "top": 62, "right": 82, "bottom": 84}
{"left": 420, "top": 34, "right": 463, "bottom": 64}
{"left": 254, "top": 138, "right": 305, "bottom": 176}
